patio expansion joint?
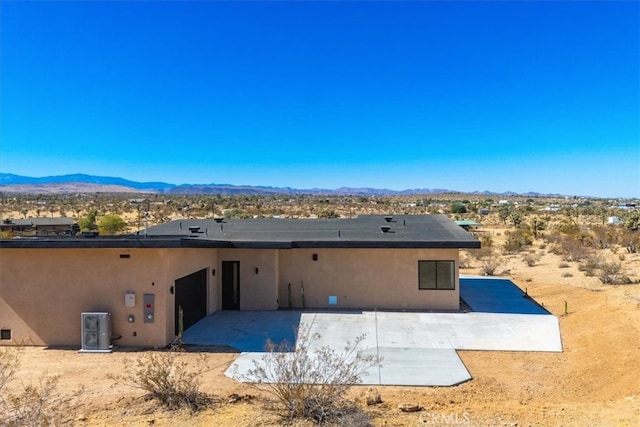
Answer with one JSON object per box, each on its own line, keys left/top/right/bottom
{"left": 374, "top": 310, "right": 382, "bottom": 384}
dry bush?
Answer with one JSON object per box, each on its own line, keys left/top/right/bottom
{"left": 561, "top": 272, "right": 573, "bottom": 278}
{"left": 238, "top": 325, "right": 380, "bottom": 424}
{"left": 109, "top": 351, "right": 213, "bottom": 411}
{"left": 479, "top": 253, "right": 502, "bottom": 276}
{"left": 578, "top": 254, "right": 602, "bottom": 277}
{"left": 591, "top": 225, "right": 619, "bottom": 249}
{"left": 0, "top": 347, "right": 20, "bottom": 395}
{"left": 559, "top": 236, "right": 590, "bottom": 262}
{"left": 522, "top": 251, "right": 541, "bottom": 267}
{"left": 0, "top": 348, "right": 81, "bottom": 427}
{"left": 459, "top": 251, "right": 473, "bottom": 269}
{"left": 502, "top": 228, "right": 532, "bottom": 254}
{"left": 599, "top": 262, "right": 632, "bottom": 285}
{"left": 558, "top": 262, "right": 570, "bottom": 268}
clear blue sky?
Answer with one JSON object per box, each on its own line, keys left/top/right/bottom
{"left": 1, "top": 1, "right": 638, "bottom": 197}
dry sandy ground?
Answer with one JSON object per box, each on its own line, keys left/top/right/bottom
{"left": 4, "top": 231, "right": 640, "bottom": 426}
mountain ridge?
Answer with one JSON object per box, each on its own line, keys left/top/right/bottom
{"left": 0, "top": 172, "right": 566, "bottom": 197}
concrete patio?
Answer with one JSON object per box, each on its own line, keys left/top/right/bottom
{"left": 183, "top": 277, "right": 562, "bottom": 386}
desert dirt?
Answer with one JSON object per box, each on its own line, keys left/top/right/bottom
{"left": 4, "top": 226, "right": 640, "bottom": 426}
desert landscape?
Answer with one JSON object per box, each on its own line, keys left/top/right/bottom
{"left": 2, "top": 193, "right": 639, "bottom": 426}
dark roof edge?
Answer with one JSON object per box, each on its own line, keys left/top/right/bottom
{"left": 0, "top": 238, "right": 480, "bottom": 250}
{"left": 0, "top": 238, "right": 228, "bottom": 249}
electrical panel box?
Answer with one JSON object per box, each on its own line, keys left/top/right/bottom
{"left": 143, "top": 293, "right": 155, "bottom": 323}
{"left": 80, "top": 312, "right": 112, "bottom": 353}
{"left": 125, "top": 292, "right": 135, "bottom": 308}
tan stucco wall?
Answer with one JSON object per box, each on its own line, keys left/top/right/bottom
{"left": 1, "top": 245, "right": 460, "bottom": 347}
{"left": 217, "top": 249, "right": 279, "bottom": 310}
{"left": 0, "top": 248, "right": 217, "bottom": 348}
{"left": 277, "top": 248, "right": 460, "bottom": 310}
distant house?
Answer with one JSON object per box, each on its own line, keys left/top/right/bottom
{"left": 607, "top": 216, "right": 621, "bottom": 224}
{"left": 0, "top": 217, "right": 79, "bottom": 235}
{"left": 617, "top": 203, "right": 636, "bottom": 211}
{"left": 455, "top": 220, "right": 480, "bottom": 231}
{"left": 0, "top": 214, "right": 479, "bottom": 348}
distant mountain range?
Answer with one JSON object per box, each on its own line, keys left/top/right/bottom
{"left": 0, "top": 172, "right": 562, "bottom": 197}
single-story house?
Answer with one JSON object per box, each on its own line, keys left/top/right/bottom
{"left": 0, "top": 214, "right": 479, "bottom": 348}
{"left": 1, "top": 217, "right": 80, "bottom": 235}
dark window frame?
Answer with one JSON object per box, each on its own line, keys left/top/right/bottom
{"left": 418, "top": 260, "right": 456, "bottom": 290}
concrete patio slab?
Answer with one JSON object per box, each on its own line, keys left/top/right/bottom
{"left": 460, "top": 276, "right": 549, "bottom": 314}
{"left": 184, "top": 276, "right": 563, "bottom": 386}
{"left": 226, "top": 346, "right": 472, "bottom": 387}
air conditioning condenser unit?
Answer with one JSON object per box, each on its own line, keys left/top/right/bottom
{"left": 80, "top": 312, "right": 112, "bottom": 353}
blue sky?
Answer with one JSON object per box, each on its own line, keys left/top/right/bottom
{"left": 1, "top": 1, "right": 638, "bottom": 197}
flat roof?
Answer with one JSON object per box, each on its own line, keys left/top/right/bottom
{"left": 0, "top": 214, "right": 480, "bottom": 249}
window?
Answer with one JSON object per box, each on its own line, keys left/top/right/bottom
{"left": 418, "top": 260, "right": 455, "bottom": 290}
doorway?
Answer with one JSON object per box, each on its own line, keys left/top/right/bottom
{"left": 174, "top": 268, "right": 207, "bottom": 335}
{"left": 222, "top": 261, "right": 240, "bottom": 310}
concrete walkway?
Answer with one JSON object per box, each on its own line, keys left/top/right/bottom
{"left": 184, "top": 277, "right": 562, "bottom": 386}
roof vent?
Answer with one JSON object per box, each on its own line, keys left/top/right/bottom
{"left": 384, "top": 216, "right": 393, "bottom": 222}
{"left": 214, "top": 217, "right": 224, "bottom": 223}
{"left": 188, "top": 226, "right": 200, "bottom": 233}
{"left": 380, "top": 225, "right": 391, "bottom": 233}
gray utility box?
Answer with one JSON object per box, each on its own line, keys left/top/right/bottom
{"left": 80, "top": 312, "right": 112, "bottom": 353}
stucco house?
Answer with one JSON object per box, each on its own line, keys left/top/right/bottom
{"left": 0, "top": 214, "right": 479, "bottom": 348}
{"left": 1, "top": 217, "right": 80, "bottom": 235}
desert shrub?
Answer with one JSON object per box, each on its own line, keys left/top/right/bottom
{"left": 578, "top": 254, "right": 602, "bottom": 277}
{"left": 560, "top": 236, "right": 590, "bottom": 262}
{"left": 558, "top": 262, "right": 570, "bottom": 269}
{"left": 318, "top": 209, "right": 340, "bottom": 219}
{"left": 502, "top": 228, "right": 532, "bottom": 254}
{"left": 110, "top": 351, "right": 212, "bottom": 411}
{"left": 1, "top": 348, "right": 81, "bottom": 427}
{"left": 479, "top": 253, "right": 502, "bottom": 276}
{"left": 238, "top": 326, "right": 381, "bottom": 424}
{"left": 561, "top": 272, "right": 573, "bottom": 278}
{"left": 558, "top": 221, "right": 580, "bottom": 236}
{"left": 591, "top": 225, "right": 619, "bottom": 249}
{"left": 98, "top": 214, "right": 127, "bottom": 235}
{"left": 0, "top": 347, "right": 20, "bottom": 394}
{"left": 459, "top": 252, "right": 472, "bottom": 269}
{"left": 473, "top": 245, "right": 493, "bottom": 261}
{"left": 522, "top": 252, "right": 540, "bottom": 267}
{"left": 599, "top": 262, "right": 631, "bottom": 285}
{"left": 480, "top": 234, "right": 493, "bottom": 248}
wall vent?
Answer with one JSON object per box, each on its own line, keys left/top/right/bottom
{"left": 381, "top": 225, "right": 391, "bottom": 233}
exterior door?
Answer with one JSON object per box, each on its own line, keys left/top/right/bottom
{"left": 221, "top": 261, "right": 240, "bottom": 310}
{"left": 174, "top": 268, "right": 207, "bottom": 335}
